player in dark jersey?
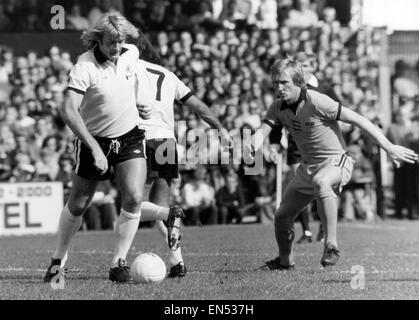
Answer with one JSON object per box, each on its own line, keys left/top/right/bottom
{"left": 295, "top": 52, "right": 341, "bottom": 243}
{"left": 271, "top": 52, "right": 341, "bottom": 244}
{"left": 253, "top": 57, "right": 417, "bottom": 270}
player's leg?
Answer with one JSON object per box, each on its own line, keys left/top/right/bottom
{"left": 265, "top": 181, "right": 314, "bottom": 269}
{"left": 111, "top": 157, "right": 146, "bottom": 271}
{"left": 109, "top": 127, "right": 154, "bottom": 282}
{"left": 290, "top": 163, "right": 313, "bottom": 244}
{"left": 140, "top": 200, "right": 171, "bottom": 221}
{"left": 44, "top": 174, "right": 99, "bottom": 282}
{"left": 296, "top": 208, "right": 312, "bottom": 243}
{"left": 312, "top": 165, "right": 341, "bottom": 244}
{"left": 315, "top": 198, "right": 327, "bottom": 239}
{"left": 140, "top": 200, "right": 185, "bottom": 245}
{"left": 314, "top": 199, "right": 325, "bottom": 242}
{"left": 44, "top": 137, "right": 111, "bottom": 282}
{"left": 311, "top": 159, "right": 351, "bottom": 267}
{"left": 56, "top": 175, "right": 99, "bottom": 259}
{"left": 148, "top": 177, "right": 186, "bottom": 277}
{"left": 141, "top": 138, "right": 184, "bottom": 250}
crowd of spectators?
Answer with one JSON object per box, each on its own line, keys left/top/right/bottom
{"left": 1, "top": 0, "right": 401, "bottom": 229}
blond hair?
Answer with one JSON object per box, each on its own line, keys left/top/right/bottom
{"left": 81, "top": 11, "right": 139, "bottom": 50}
{"left": 271, "top": 57, "right": 307, "bottom": 89}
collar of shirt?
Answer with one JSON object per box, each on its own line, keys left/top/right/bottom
{"left": 280, "top": 88, "right": 306, "bottom": 114}
{"left": 93, "top": 45, "right": 129, "bottom": 65}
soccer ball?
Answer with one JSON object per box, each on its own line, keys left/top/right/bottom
{"left": 131, "top": 253, "right": 166, "bottom": 284}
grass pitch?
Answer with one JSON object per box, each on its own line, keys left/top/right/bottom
{"left": 1, "top": 220, "right": 418, "bottom": 300}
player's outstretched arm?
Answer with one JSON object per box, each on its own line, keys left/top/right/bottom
{"left": 60, "top": 90, "right": 108, "bottom": 174}
{"left": 183, "top": 95, "right": 232, "bottom": 145}
{"left": 340, "top": 106, "right": 418, "bottom": 167}
{"left": 183, "top": 95, "right": 223, "bottom": 130}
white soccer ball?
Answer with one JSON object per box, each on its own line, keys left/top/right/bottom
{"left": 131, "top": 253, "right": 166, "bottom": 284}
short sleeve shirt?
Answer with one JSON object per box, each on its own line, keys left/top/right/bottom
{"left": 68, "top": 44, "right": 140, "bottom": 138}
{"left": 264, "top": 89, "right": 346, "bottom": 164}
{"left": 135, "top": 59, "right": 192, "bottom": 140}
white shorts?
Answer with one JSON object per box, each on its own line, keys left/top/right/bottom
{"left": 291, "top": 153, "right": 355, "bottom": 198}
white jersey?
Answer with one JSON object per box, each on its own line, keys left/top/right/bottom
{"left": 135, "top": 59, "right": 192, "bottom": 140}
{"left": 68, "top": 44, "right": 140, "bottom": 138}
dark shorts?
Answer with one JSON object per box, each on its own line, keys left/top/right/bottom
{"left": 146, "top": 138, "right": 179, "bottom": 180}
{"left": 287, "top": 134, "right": 302, "bottom": 166}
{"left": 74, "top": 126, "right": 146, "bottom": 181}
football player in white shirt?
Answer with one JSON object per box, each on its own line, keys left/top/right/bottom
{"left": 43, "top": 12, "right": 184, "bottom": 284}
{"left": 134, "top": 47, "right": 232, "bottom": 278}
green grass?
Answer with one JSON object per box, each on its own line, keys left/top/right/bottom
{"left": 1, "top": 220, "right": 419, "bottom": 300}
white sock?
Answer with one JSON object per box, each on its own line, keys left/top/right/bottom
{"left": 111, "top": 208, "right": 141, "bottom": 267}
{"left": 140, "top": 201, "right": 169, "bottom": 221}
{"left": 53, "top": 204, "right": 82, "bottom": 261}
{"left": 61, "top": 251, "right": 68, "bottom": 268}
{"left": 155, "top": 220, "right": 183, "bottom": 267}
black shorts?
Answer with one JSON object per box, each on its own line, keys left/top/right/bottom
{"left": 146, "top": 138, "right": 179, "bottom": 180}
{"left": 74, "top": 126, "right": 146, "bottom": 181}
{"left": 287, "top": 134, "right": 302, "bottom": 166}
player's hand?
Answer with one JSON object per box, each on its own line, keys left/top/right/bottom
{"left": 138, "top": 104, "right": 152, "bottom": 120}
{"left": 91, "top": 147, "right": 108, "bottom": 175}
{"left": 387, "top": 144, "right": 418, "bottom": 168}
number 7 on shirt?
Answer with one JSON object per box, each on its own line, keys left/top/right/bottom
{"left": 146, "top": 68, "right": 165, "bottom": 101}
